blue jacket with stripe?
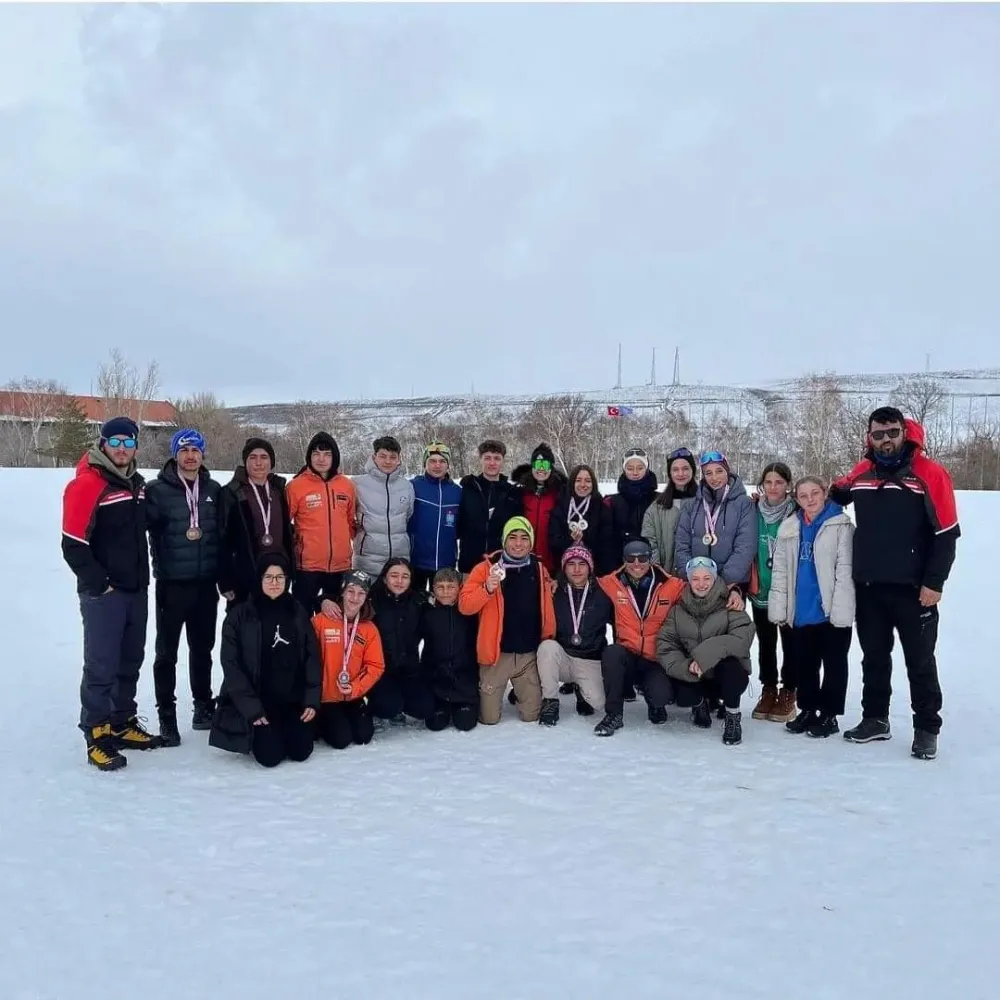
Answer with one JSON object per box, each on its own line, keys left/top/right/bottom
{"left": 409, "top": 474, "right": 462, "bottom": 572}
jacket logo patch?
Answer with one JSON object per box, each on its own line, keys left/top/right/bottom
{"left": 399, "top": 496, "right": 408, "bottom": 505}
{"left": 445, "top": 512, "right": 456, "bottom": 527}
{"left": 324, "top": 628, "right": 341, "bottom": 642}
{"left": 335, "top": 493, "right": 349, "bottom": 503}
{"left": 306, "top": 493, "right": 323, "bottom": 509}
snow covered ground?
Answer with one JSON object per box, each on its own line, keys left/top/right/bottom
{"left": 2, "top": 469, "right": 997, "bottom": 1000}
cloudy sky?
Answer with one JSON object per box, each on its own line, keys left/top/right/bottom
{"left": 1, "top": 3, "right": 997, "bottom": 406}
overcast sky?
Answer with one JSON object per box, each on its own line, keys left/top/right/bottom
{"left": 1, "top": 3, "right": 997, "bottom": 406}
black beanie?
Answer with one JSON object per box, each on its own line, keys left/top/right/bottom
{"left": 531, "top": 442, "right": 556, "bottom": 466}
{"left": 306, "top": 432, "right": 341, "bottom": 475}
{"left": 242, "top": 437, "right": 276, "bottom": 467}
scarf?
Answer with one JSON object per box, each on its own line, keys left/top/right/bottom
{"left": 757, "top": 495, "right": 795, "bottom": 525}
{"left": 501, "top": 553, "right": 532, "bottom": 570}
{"left": 617, "top": 472, "right": 657, "bottom": 505}
{"left": 874, "top": 443, "right": 914, "bottom": 477}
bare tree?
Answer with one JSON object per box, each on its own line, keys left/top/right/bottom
{"left": 0, "top": 377, "right": 68, "bottom": 467}
{"left": 791, "top": 374, "right": 849, "bottom": 482}
{"left": 892, "top": 376, "right": 947, "bottom": 455}
{"left": 96, "top": 349, "right": 161, "bottom": 426}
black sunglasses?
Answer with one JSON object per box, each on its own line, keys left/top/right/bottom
{"left": 870, "top": 428, "right": 902, "bottom": 442}
{"left": 669, "top": 448, "right": 693, "bottom": 461}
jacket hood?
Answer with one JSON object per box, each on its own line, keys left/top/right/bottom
{"left": 862, "top": 417, "right": 926, "bottom": 459}
{"left": 364, "top": 454, "right": 405, "bottom": 482}
{"left": 679, "top": 577, "right": 730, "bottom": 616}
{"left": 512, "top": 463, "right": 566, "bottom": 493}
{"left": 305, "top": 432, "right": 341, "bottom": 476}
{"left": 698, "top": 474, "right": 748, "bottom": 504}
{"left": 83, "top": 445, "right": 136, "bottom": 485}
{"left": 777, "top": 501, "right": 849, "bottom": 538}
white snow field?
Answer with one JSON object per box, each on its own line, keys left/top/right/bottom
{"left": 2, "top": 469, "right": 997, "bottom": 1000}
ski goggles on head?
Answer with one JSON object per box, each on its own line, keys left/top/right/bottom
{"left": 532, "top": 458, "right": 553, "bottom": 471}
{"left": 623, "top": 448, "right": 648, "bottom": 460}
{"left": 106, "top": 436, "right": 137, "bottom": 449}
{"left": 668, "top": 448, "right": 693, "bottom": 461}
{"left": 699, "top": 450, "right": 727, "bottom": 467}
{"left": 685, "top": 556, "right": 719, "bottom": 578}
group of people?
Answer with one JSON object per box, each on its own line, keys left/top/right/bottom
{"left": 61, "top": 405, "right": 960, "bottom": 772}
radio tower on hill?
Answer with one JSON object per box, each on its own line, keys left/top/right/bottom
{"left": 672, "top": 347, "right": 681, "bottom": 386}
{"left": 615, "top": 343, "right": 622, "bottom": 389}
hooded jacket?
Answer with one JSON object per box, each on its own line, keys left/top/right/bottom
{"left": 512, "top": 463, "right": 566, "bottom": 575}
{"left": 456, "top": 474, "right": 523, "bottom": 573}
{"left": 830, "top": 419, "right": 960, "bottom": 591}
{"left": 353, "top": 457, "right": 415, "bottom": 576}
{"left": 370, "top": 580, "right": 427, "bottom": 680}
{"left": 674, "top": 475, "right": 756, "bottom": 587}
{"left": 604, "top": 471, "right": 659, "bottom": 569}
{"left": 419, "top": 601, "right": 479, "bottom": 705}
{"left": 145, "top": 460, "right": 223, "bottom": 584}
{"left": 313, "top": 607, "right": 385, "bottom": 703}
{"left": 285, "top": 435, "right": 357, "bottom": 575}
{"left": 641, "top": 488, "right": 698, "bottom": 573}
{"left": 656, "top": 578, "right": 756, "bottom": 683}
{"left": 598, "top": 564, "right": 685, "bottom": 661}
{"left": 409, "top": 472, "right": 462, "bottom": 572}
{"left": 62, "top": 447, "right": 149, "bottom": 595}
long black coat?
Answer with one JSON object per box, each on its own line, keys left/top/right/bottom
{"left": 146, "top": 461, "right": 223, "bottom": 584}
{"left": 456, "top": 474, "right": 523, "bottom": 573}
{"left": 209, "top": 598, "right": 321, "bottom": 755}
{"left": 419, "top": 601, "right": 479, "bottom": 706}
{"left": 604, "top": 471, "right": 659, "bottom": 567}
{"left": 547, "top": 488, "right": 615, "bottom": 576}
{"left": 370, "top": 584, "right": 427, "bottom": 680}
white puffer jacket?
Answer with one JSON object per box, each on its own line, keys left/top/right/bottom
{"left": 352, "top": 457, "right": 415, "bottom": 576}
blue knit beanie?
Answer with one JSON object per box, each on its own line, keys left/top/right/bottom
{"left": 171, "top": 428, "right": 206, "bottom": 458}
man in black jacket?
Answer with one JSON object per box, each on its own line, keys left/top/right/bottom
{"left": 831, "top": 407, "right": 961, "bottom": 760}
{"left": 146, "top": 428, "right": 224, "bottom": 745}
{"left": 61, "top": 416, "right": 161, "bottom": 771}
{"left": 536, "top": 545, "right": 613, "bottom": 725}
{"left": 456, "top": 439, "right": 522, "bottom": 574}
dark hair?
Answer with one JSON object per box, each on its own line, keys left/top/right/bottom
{"left": 478, "top": 439, "right": 506, "bottom": 457}
{"left": 758, "top": 461, "right": 793, "bottom": 487}
{"left": 657, "top": 451, "right": 699, "bottom": 508}
{"left": 373, "top": 435, "right": 402, "bottom": 455}
{"left": 868, "top": 406, "right": 905, "bottom": 429}
{"left": 566, "top": 464, "right": 601, "bottom": 499}
{"left": 433, "top": 568, "right": 461, "bottom": 587}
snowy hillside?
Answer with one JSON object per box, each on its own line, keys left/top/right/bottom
{"left": 2, "top": 469, "right": 997, "bottom": 1000}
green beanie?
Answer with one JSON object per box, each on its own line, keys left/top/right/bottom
{"left": 502, "top": 515, "right": 535, "bottom": 547}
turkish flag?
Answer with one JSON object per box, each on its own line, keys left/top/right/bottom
{"left": 607, "top": 406, "right": 620, "bottom": 418}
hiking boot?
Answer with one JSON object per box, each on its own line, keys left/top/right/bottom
{"left": 911, "top": 730, "right": 938, "bottom": 761}
{"left": 158, "top": 711, "right": 181, "bottom": 748}
{"left": 843, "top": 718, "right": 891, "bottom": 743}
{"left": 751, "top": 685, "right": 778, "bottom": 721}
{"left": 647, "top": 704, "right": 668, "bottom": 725}
{"left": 539, "top": 698, "right": 560, "bottom": 727}
{"left": 112, "top": 716, "right": 163, "bottom": 750}
{"left": 574, "top": 689, "right": 595, "bottom": 717}
{"left": 86, "top": 724, "right": 127, "bottom": 771}
{"left": 786, "top": 709, "right": 817, "bottom": 734}
{"left": 559, "top": 682, "right": 578, "bottom": 696}
{"left": 691, "top": 699, "right": 713, "bottom": 729}
{"left": 768, "top": 688, "right": 798, "bottom": 723}
{"left": 723, "top": 711, "right": 743, "bottom": 746}
{"left": 191, "top": 699, "right": 216, "bottom": 731}
{"left": 807, "top": 714, "right": 840, "bottom": 739}
{"left": 594, "top": 713, "right": 624, "bottom": 737}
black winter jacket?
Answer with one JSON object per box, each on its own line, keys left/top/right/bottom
{"left": 552, "top": 581, "right": 614, "bottom": 661}
{"left": 604, "top": 471, "right": 659, "bottom": 567}
{"left": 371, "top": 584, "right": 427, "bottom": 680}
{"left": 419, "top": 601, "right": 479, "bottom": 705}
{"left": 209, "top": 597, "right": 321, "bottom": 755}
{"left": 456, "top": 474, "right": 523, "bottom": 573}
{"left": 146, "top": 461, "right": 223, "bottom": 584}
{"left": 548, "top": 487, "right": 615, "bottom": 576}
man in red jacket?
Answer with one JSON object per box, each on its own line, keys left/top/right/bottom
{"left": 830, "top": 407, "right": 960, "bottom": 761}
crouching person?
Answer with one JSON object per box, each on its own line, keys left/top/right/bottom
{"left": 210, "top": 553, "right": 321, "bottom": 768}
{"left": 313, "top": 570, "right": 385, "bottom": 749}
{"left": 537, "top": 545, "right": 612, "bottom": 726}
{"left": 657, "top": 557, "right": 756, "bottom": 746}
{"left": 459, "top": 516, "right": 555, "bottom": 724}
{"left": 420, "top": 569, "right": 480, "bottom": 732}
{"left": 593, "top": 539, "right": 685, "bottom": 736}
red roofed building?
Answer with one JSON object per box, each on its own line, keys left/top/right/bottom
{"left": 0, "top": 392, "right": 178, "bottom": 428}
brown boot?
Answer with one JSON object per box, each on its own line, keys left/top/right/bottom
{"left": 751, "top": 685, "right": 778, "bottom": 721}
{"left": 768, "top": 687, "right": 798, "bottom": 723}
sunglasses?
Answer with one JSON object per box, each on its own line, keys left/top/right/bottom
{"left": 624, "top": 554, "right": 651, "bottom": 564}
{"left": 107, "top": 436, "right": 137, "bottom": 449}
{"left": 532, "top": 459, "right": 553, "bottom": 471}
{"left": 870, "top": 428, "right": 902, "bottom": 442}
{"left": 624, "top": 448, "right": 648, "bottom": 459}
{"left": 669, "top": 448, "right": 693, "bottom": 461}
{"left": 700, "top": 450, "right": 726, "bottom": 466}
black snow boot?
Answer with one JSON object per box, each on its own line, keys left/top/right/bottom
{"left": 574, "top": 689, "right": 595, "bottom": 717}
{"left": 594, "top": 713, "right": 624, "bottom": 737}
{"left": 722, "top": 711, "right": 743, "bottom": 746}
{"left": 539, "top": 698, "right": 560, "bottom": 727}
{"left": 559, "top": 682, "right": 578, "bottom": 696}
{"left": 786, "top": 709, "right": 817, "bottom": 735}
{"left": 911, "top": 730, "right": 938, "bottom": 760}
{"left": 691, "top": 699, "right": 713, "bottom": 729}
{"left": 843, "top": 718, "right": 891, "bottom": 743}
{"left": 647, "top": 704, "right": 668, "bottom": 725}
{"left": 807, "top": 715, "right": 840, "bottom": 739}
{"left": 715, "top": 699, "right": 726, "bottom": 720}
{"left": 192, "top": 699, "right": 216, "bottom": 731}
{"left": 158, "top": 710, "right": 181, "bottom": 748}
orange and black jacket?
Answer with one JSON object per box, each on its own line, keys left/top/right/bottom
{"left": 598, "top": 564, "right": 685, "bottom": 661}
{"left": 286, "top": 467, "right": 357, "bottom": 574}
{"left": 313, "top": 610, "right": 385, "bottom": 703}
{"left": 459, "top": 551, "right": 557, "bottom": 665}
{"left": 61, "top": 449, "right": 149, "bottom": 595}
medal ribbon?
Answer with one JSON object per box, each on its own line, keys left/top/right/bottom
{"left": 702, "top": 485, "right": 730, "bottom": 540}
{"left": 181, "top": 475, "right": 200, "bottom": 532}
{"left": 568, "top": 495, "right": 591, "bottom": 528}
{"left": 250, "top": 481, "right": 272, "bottom": 537}
{"left": 338, "top": 617, "right": 359, "bottom": 692}
{"left": 625, "top": 577, "right": 655, "bottom": 622}
{"left": 567, "top": 582, "right": 590, "bottom": 637}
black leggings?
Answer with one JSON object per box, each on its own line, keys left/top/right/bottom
{"left": 752, "top": 603, "right": 795, "bottom": 689}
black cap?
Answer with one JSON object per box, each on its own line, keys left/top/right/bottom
{"left": 623, "top": 538, "right": 653, "bottom": 561}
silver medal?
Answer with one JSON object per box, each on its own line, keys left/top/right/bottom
{"left": 261, "top": 533, "right": 274, "bottom": 547}
{"left": 186, "top": 526, "right": 202, "bottom": 542}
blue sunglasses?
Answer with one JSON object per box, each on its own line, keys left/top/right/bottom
{"left": 700, "top": 450, "right": 726, "bottom": 466}
{"left": 107, "top": 436, "right": 137, "bottom": 449}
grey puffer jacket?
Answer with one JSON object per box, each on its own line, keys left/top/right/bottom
{"left": 352, "top": 457, "right": 415, "bottom": 577}
{"left": 642, "top": 496, "right": 696, "bottom": 571}
{"left": 768, "top": 506, "right": 855, "bottom": 628}
{"left": 674, "top": 476, "right": 756, "bottom": 587}
{"left": 656, "top": 578, "right": 756, "bottom": 683}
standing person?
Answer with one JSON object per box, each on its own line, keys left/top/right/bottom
{"left": 313, "top": 570, "right": 385, "bottom": 749}
{"left": 459, "top": 516, "right": 555, "bottom": 724}
{"left": 209, "top": 553, "right": 321, "bottom": 768}
{"left": 536, "top": 545, "right": 613, "bottom": 726}
{"left": 675, "top": 451, "right": 756, "bottom": 594}
{"left": 420, "top": 569, "right": 480, "bottom": 733}
{"left": 456, "top": 439, "right": 523, "bottom": 575}
{"left": 604, "top": 447, "right": 659, "bottom": 569}
{"left": 548, "top": 464, "right": 613, "bottom": 575}
{"left": 145, "top": 428, "right": 224, "bottom": 746}
{"left": 286, "top": 431, "right": 356, "bottom": 613}
{"left": 512, "top": 443, "right": 566, "bottom": 575}
{"left": 642, "top": 447, "right": 699, "bottom": 571}
{"left": 409, "top": 442, "right": 462, "bottom": 591}
{"left": 656, "top": 557, "right": 756, "bottom": 746}
{"left": 768, "top": 477, "right": 855, "bottom": 738}
{"left": 219, "top": 437, "right": 294, "bottom": 605}
{"left": 353, "top": 435, "right": 415, "bottom": 577}
{"left": 831, "top": 409, "right": 960, "bottom": 760}
{"left": 61, "top": 416, "right": 160, "bottom": 770}
{"left": 366, "top": 558, "right": 435, "bottom": 723}
{"left": 747, "top": 462, "right": 798, "bottom": 724}
{"left": 592, "top": 538, "right": 685, "bottom": 737}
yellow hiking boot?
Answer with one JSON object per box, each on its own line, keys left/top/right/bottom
{"left": 87, "top": 724, "right": 127, "bottom": 771}
{"left": 112, "top": 716, "right": 163, "bottom": 751}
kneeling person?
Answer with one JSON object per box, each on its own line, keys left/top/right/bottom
{"left": 657, "top": 557, "right": 756, "bottom": 746}
{"left": 537, "top": 545, "right": 612, "bottom": 726}
{"left": 210, "top": 553, "right": 321, "bottom": 768}
{"left": 459, "top": 516, "right": 555, "bottom": 724}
